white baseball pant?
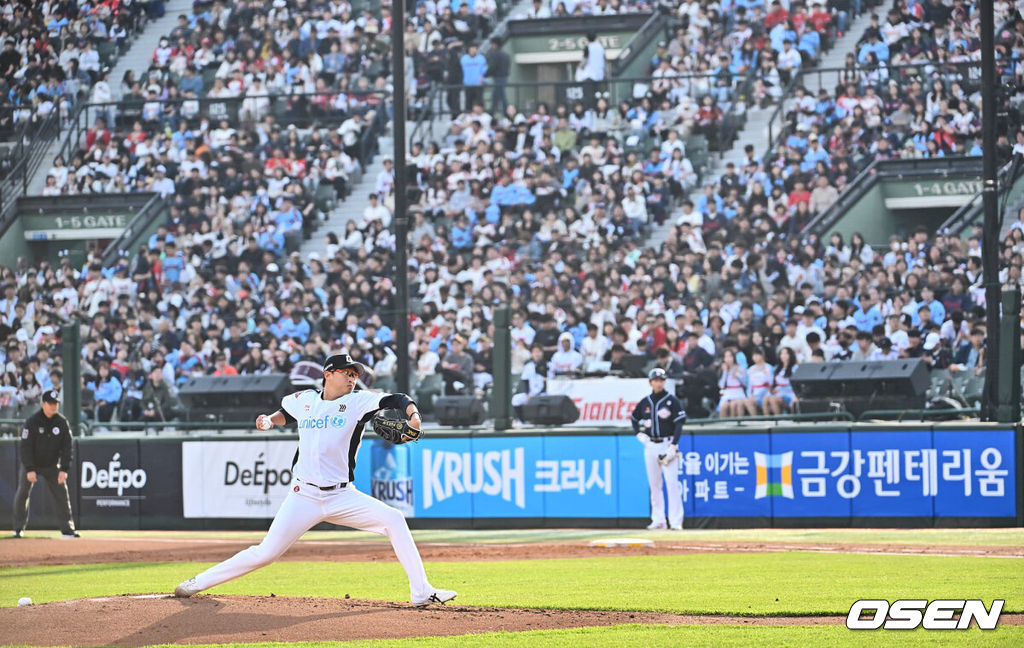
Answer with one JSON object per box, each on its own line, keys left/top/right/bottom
{"left": 187, "top": 481, "right": 432, "bottom": 600}
{"left": 644, "top": 439, "right": 683, "bottom": 528}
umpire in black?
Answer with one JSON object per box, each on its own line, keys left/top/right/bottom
{"left": 12, "top": 389, "right": 79, "bottom": 538}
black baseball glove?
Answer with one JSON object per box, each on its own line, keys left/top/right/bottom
{"left": 372, "top": 412, "right": 422, "bottom": 444}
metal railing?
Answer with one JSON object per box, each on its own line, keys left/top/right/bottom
{"left": 764, "top": 71, "right": 804, "bottom": 155}
{"left": 410, "top": 86, "right": 439, "bottom": 146}
{"left": 610, "top": 9, "right": 672, "bottom": 78}
{"left": 431, "top": 76, "right": 652, "bottom": 115}
{"left": 0, "top": 404, "right": 988, "bottom": 438}
{"left": 0, "top": 108, "right": 63, "bottom": 242}
{"left": 801, "top": 156, "right": 984, "bottom": 237}
{"left": 49, "top": 90, "right": 390, "bottom": 183}
{"left": 716, "top": 65, "right": 759, "bottom": 157}
{"left": 357, "top": 98, "right": 388, "bottom": 165}
{"left": 937, "top": 159, "right": 1023, "bottom": 237}
{"left": 100, "top": 192, "right": 167, "bottom": 266}
{"left": 687, "top": 410, "right": 857, "bottom": 426}
{"left": 857, "top": 407, "right": 980, "bottom": 422}
{"left": 765, "top": 61, "right": 984, "bottom": 158}
{"left": 76, "top": 89, "right": 387, "bottom": 134}
{"left": 419, "top": 73, "right": 750, "bottom": 149}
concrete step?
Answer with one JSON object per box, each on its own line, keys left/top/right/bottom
{"left": 110, "top": 0, "right": 193, "bottom": 98}
{"left": 25, "top": 0, "right": 191, "bottom": 195}
{"left": 653, "top": 10, "right": 880, "bottom": 251}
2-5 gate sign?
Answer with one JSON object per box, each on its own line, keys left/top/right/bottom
{"left": 847, "top": 599, "right": 1004, "bottom": 630}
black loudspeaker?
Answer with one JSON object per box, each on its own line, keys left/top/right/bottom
{"left": 790, "top": 359, "right": 929, "bottom": 417}
{"left": 522, "top": 394, "right": 580, "bottom": 425}
{"left": 179, "top": 374, "right": 291, "bottom": 421}
{"left": 434, "top": 395, "right": 487, "bottom": 426}
{"left": 874, "top": 359, "right": 930, "bottom": 396}
{"left": 789, "top": 363, "right": 840, "bottom": 397}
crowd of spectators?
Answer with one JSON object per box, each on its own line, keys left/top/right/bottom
{"left": 0, "top": 0, "right": 150, "bottom": 140}
{"left": 1, "top": 1, "right": 1020, "bottom": 428}
{"left": 755, "top": 0, "right": 1024, "bottom": 234}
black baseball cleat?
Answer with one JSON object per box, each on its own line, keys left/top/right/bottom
{"left": 60, "top": 530, "right": 81, "bottom": 539}
{"left": 12, "top": 530, "right": 22, "bottom": 538}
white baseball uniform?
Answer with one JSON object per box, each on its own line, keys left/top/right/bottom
{"left": 183, "top": 388, "right": 435, "bottom": 601}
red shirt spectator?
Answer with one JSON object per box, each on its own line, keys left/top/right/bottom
{"left": 788, "top": 187, "right": 811, "bottom": 208}
{"left": 766, "top": 5, "right": 790, "bottom": 30}
{"left": 213, "top": 359, "right": 239, "bottom": 376}
{"left": 264, "top": 151, "right": 288, "bottom": 174}
{"left": 791, "top": 8, "right": 809, "bottom": 34}
{"left": 85, "top": 121, "right": 112, "bottom": 152}
{"left": 809, "top": 7, "right": 832, "bottom": 33}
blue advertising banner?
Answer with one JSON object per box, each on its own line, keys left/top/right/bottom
{"left": 49, "top": 424, "right": 1004, "bottom": 527}
{"left": 677, "top": 429, "right": 1017, "bottom": 521}
{"left": 352, "top": 427, "right": 1018, "bottom": 523}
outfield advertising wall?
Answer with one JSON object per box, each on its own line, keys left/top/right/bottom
{"left": 0, "top": 424, "right": 1020, "bottom": 529}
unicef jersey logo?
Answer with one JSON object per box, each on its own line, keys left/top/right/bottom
{"left": 298, "top": 416, "right": 348, "bottom": 430}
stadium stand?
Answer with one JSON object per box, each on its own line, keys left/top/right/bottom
{"left": 0, "top": 0, "right": 149, "bottom": 132}
{"left": 0, "top": 0, "right": 1019, "bottom": 429}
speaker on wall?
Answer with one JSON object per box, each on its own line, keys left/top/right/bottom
{"left": 790, "top": 359, "right": 929, "bottom": 417}
{"left": 522, "top": 394, "right": 580, "bottom": 426}
{"left": 434, "top": 395, "right": 487, "bottom": 427}
{"left": 179, "top": 374, "right": 291, "bottom": 421}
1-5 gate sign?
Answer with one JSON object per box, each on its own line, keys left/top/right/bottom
{"left": 847, "top": 599, "right": 1004, "bottom": 630}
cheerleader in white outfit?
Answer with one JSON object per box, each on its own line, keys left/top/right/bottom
{"left": 717, "top": 349, "right": 750, "bottom": 418}
{"left": 745, "top": 347, "right": 774, "bottom": 415}
{"left": 763, "top": 346, "right": 799, "bottom": 415}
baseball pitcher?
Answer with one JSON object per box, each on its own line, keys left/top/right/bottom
{"left": 173, "top": 353, "right": 456, "bottom": 606}
{"left": 630, "top": 368, "right": 685, "bottom": 530}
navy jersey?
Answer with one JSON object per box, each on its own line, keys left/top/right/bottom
{"left": 630, "top": 391, "right": 686, "bottom": 443}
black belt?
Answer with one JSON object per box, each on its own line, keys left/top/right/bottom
{"left": 300, "top": 480, "right": 348, "bottom": 491}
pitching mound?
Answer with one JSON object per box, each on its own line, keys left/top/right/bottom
{"left": 0, "top": 595, "right": 861, "bottom": 646}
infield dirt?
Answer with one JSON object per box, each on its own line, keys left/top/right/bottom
{"left": 4, "top": 535, "right": 1023, "bottom": 568}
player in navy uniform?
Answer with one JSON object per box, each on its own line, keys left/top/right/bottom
{"left": 12, "top": 390, "right": 79, "bottom": 538}
{"left": 630, "top": 368, "right": 686, "bottom": 530}
{"left": 174, "top": 354, "right": 456, "bottom": 606}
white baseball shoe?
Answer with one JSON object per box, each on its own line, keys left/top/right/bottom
{"left": 669, "top": 524, "right": 683, "bottom": 530}
{"left": 173, "top": 577, "right": 202, "bottom": 598}
{"left": 412, "top": 588, "right": 457, "bottom": 606}
{"left": 646, "top": 521, "right": 667, "bottom": 530}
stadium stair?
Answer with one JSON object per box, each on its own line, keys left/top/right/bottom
{"left": 26, "top": 0, "right": 194, "bottom": 198}
{"left": 299, "top": 132, "right": 393, "bottom": 260}
{"left": 644, "top": 10, "right": 879, "bottom": 251}
{"left": 299, "top": 0, "right": 532, "bottom": 262}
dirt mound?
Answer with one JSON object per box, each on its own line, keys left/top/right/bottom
{"left": 4, "top": 536, "right": 1022, "bottom": 568}
{"left": 0, "top": 595, "right": 858, "bottom": 646}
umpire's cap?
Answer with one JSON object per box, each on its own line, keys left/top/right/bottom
{"left": 42, "top": 389, "right": 60, "bottom": 404}
{"left": 323, "top": 353, "right": 367, "bottom": 375}
{"left": 648, "top": 368, "right": 667, "bottom": 381}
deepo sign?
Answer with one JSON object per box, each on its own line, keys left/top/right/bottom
{"left": 223, "top": 454, "right": 292, "bottom": 494}
{"left": 81, "top": 453, "right": 148, "bottom": 496}
{"left": 182, "top": 441, "right": 298, "bottom": 518}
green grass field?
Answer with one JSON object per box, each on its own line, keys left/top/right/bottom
{"left": 3, "top": 553, "right": 1022, "bottom": 615}
{"left": 2, "top": 529, "right": 1022, "bottom": 647}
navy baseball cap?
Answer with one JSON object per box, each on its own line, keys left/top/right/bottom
{"left": 323, "top": 353, "right": 367, "bottom": 374}
{"left": 648, "top": 368, "right": 667, "bottom": 380}
{"left": 42, "top": 390, "right": 60, "bottom": 403}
